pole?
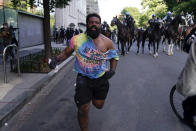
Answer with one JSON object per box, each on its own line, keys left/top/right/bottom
{"left": 3, "top": 5, "right": 5, "bottom": 23}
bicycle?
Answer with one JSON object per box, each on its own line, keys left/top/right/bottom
{"left": 169, "top": 84, "right": 184, "bottom": 121}
{"left": 170, "top": 28, "right": 196, "bottom": 121}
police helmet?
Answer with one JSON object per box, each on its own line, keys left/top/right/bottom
{"left": 167, "top": 11, "right": 172, "bottom": 16}
{"left": 152, "top": 14, "right": 156, "bottom": 17}
{"left": 125, "top": 12, "right": 130, "bottom": 16}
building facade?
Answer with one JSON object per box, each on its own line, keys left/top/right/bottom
{"left": 55, "top": 0, "right": 87, "bottom": 31}
{"left": 86, "top": 0, "right": 99, "bottom": 15}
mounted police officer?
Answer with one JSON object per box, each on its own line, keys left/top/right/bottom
{"left": 124, "top": 12, "right": 135, "bottom": 27}
{"left": 147, "top": 14, "right": 157, "bottom": 34}
{"left": 148, "top": 14, "right": 157, "bottom": 27}
{"left": 186, "top": 13, "right": 194, "bottom": 26}
{"left": 102, "top": 21, "right": 110, "bottom": 31}
{"left": 101, "top": 21, "right": 111, "bottom": 38}
{"left": 163, "top": 11, "right": 174, "bottom": 24}
{"left": 124, "top": 12, "right": 135, "bottom": 37}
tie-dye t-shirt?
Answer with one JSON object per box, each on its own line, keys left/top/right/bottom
{"left": 70, "top": 33, "right": 119, "bottom": 79}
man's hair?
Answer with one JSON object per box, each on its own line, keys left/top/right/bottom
{"left": 86, "top": 13, "right": 101, "bottom": 24}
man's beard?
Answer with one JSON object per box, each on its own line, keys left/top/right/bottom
{"left": 86, "top": 26, "right": 101, "bottom": 39}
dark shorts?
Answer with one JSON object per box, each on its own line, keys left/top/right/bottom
{"left": 74, "top": 73, "right": 109, "bottom": 107}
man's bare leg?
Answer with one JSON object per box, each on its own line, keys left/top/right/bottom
{"left": 92, "top": 99, "right": 105, "bottom": 109}
{"left": 78, "top": 102, "right": 90, "bottom": 131}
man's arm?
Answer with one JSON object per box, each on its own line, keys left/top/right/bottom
{"left": 110, "top": 58, "right": 118, "bottom": 72}
{"left": 107, "top": 40, "right": 118, "bottom": 72}
{"left": 48, "top": 46, "right": 74, "bottom": 69}
{"left": 56, "top": 46, "right": 74, "bottom": 62}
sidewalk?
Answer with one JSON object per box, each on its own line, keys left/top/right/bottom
{"left": 0, "top": 42, "right": 75, "bottom": 127}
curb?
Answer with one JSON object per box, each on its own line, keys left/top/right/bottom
{"left": 0, "top": 55, "right": 75, "bottom": 127}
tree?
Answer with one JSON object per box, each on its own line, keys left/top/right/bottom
{"left": 141, "top": 0, "right": 167, "bottom": 18}
{"left": 163, "top": 0, "right": 178, "bottom": 11}
{"left": 138, "top": 14, "right": 149, "bottom": 28}
{"left": 164, "top": 0, "right": 196, "bottom": 18}
{"left": 139, "top": 0, "right": 167, "bottom": 27}
{"left": 121, "top": 7, "right": 141, "bottom": 27}
{"left": 11, "top": 0, "right": 71, "bottom": 58}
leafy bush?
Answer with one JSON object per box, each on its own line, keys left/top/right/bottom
{"left": 12, "top": 48, "right": 62, "bottom": 73}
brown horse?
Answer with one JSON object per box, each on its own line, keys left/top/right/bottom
{"left": 134, "top": 28, "right": 145, "bottom": 54}
{"left": 124, "top": 16, "right": 135, "bottom": 52}
{"left": 173, "top": 21, "right": 196, "bottom": 51}
{"left": 185, "top": 23, "right": 196, "bottom": 38}
{"left": 162, "top": 15, "right": 186, "bottom": 55}
{"left": 111, "top": 16, "right": 130, "bottom": 56}
{"left": 148, "top": 20, "right": 163, "bottom": 57}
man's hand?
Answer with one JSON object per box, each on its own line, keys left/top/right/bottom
{"left": 104, "top": 70, "right": 115, "bottom": 79}
{"left": 48, "top": 57, "right": 59, "bottom": 69}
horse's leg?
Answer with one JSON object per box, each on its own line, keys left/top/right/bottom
{"left": 148, "top": 39, "right": 152, "bottom": 55}
{"left": 156, "top": 39, "right": 160, "bottom": 57}
{"left": 129, "top": 38, "right": 133, "bottom": 51}
{"left": 125, "top": 41, "right": 128, "bottom": 54}
{"left": 181, "top": 39, "right": 184, "bottom": 51}
{"left": 127, "top": 39, "right": 130, "bottom": 52}
{"left": 120, "top": 41, "right": 125, "bottom": 56}
{"left": 180, "top": 38, "right": 184, "bottom": 51}
{"left": 168, "top": 39, "right": 171, "bottom": 56}
{"left": 142, "top": 36, "right": 146, "bottom": 54}
{"left": 137, "top": 39, "right": 140, "bottom": 54}
{"left": 128, "top": 38, "right": 131, "bottom": 52}
{"left": 176, "top": 38, "right": 180, "bottom": 50}
{"left": 153, "top": 40, "right": 156, "bottom": 58}
{"left": 171, "top": 40, "right": 174, "bottom": 55}
{"left": 162, "top": 37, "right": 166, "bottom": 52}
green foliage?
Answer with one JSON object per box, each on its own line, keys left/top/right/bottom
{"left": 141, "top": 0, "right": 167, "bottom": 18}
{"left": 121, "top": 7, "right": 141, "bottom": 27}
{"left": 139, "top": 0, "right": 167, "bottom": 27}
{"left": 164, "top": 0, "right": 196, "bottom": 18}
{"left": 14, "top": 48, "right": 62, "bottom": 73}
{"left": 119, "top": 0, "right": 168, "bottom": 28}
{"left": 110, "top": 25, "right": 117, "bottom": 31}
{"left": 10, "top": 0, "right": 19, "bottom": 8}
{"left": 141, "top": 0, "right": 164, "bottom": 9}
{"left": 35, "top": 10, "right": 44, "bottom": 16}
{"left": 10, "top": 0, "right": 71, "bottom": 12}
{"left": 50, "top": 14, "right": 55, "bottom": 28}
{"left": 49, "top": 0, "right": 70, "bottom": 12}
{"left": 163, "top": 0, "right": 178, "bottom": 11}
{"left": 138, "top": 14, "right": 149, "bottom": 28}
{"left": 10, "top": 0, "right": 71, "bottom": 58}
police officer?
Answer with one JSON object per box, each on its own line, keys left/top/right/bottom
{"left": 186, "top": 13, "right": 194, "bottom": 26}
{"left": 163, "top": 11, "right": 173, "bottom": 24}
{"left": 147, "top": 14, "right": 157, "bottom": 34}
{"left": 148, "top": 14, "right": 157, "bottom": 27}
{"left": 124, "top": 12, "right": 134, "bottom": 26}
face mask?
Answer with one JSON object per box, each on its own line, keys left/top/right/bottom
{"left": 86, "top": 25, "right": 101, "bottom": 39}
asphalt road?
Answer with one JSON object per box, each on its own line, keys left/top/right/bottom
{"left": 1, "top": 42, "right": 192, "bottom": 131}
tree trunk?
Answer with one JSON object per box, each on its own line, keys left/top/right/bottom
{"left": 43, "top": 0, "right": 52, "bottom": 58}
